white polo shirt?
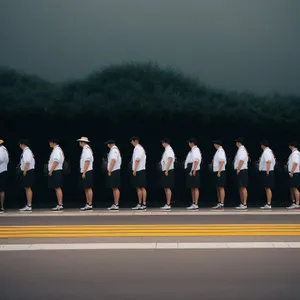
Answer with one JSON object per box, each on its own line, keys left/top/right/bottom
{"left": 80, "top": 145, "right": 94, "bottom": 173}
{"left": 132, "top": 144, "right": 146, "bottom": 171}
{"left": 234, "top": 145, "right": 248, "bottom": 170}
{"left": 20, "top": 147, "right": 35, "bottom": 171}
{"left": 161, "top": 145, "right": 175, "bottom": 171}
{"left": 259, "top": 147, "right": 276, "bottom": 171}
{"left": 0, "top": 146, "right": 9, "bottom": 173}
{"left": 48, "top": 145, "right": 64, "bottom": 171}
{"left": 288, "top": 149, "right": 300, "bottom": 173}
{"left": 107, "top": 145, "right": 122, "bottom": 171}
{"left": 184, "top": 146, "right": 202, "bottom": 170}
{"left": 213, "top": 146, "right": 227, "bottom": 172}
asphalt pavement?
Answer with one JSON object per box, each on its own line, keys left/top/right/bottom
{"left": 1, "top": 249, "right": 299, "bottom": 300}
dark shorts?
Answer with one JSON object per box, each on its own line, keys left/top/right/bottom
{"left": 80, "top": 170, "right": 93, "bottom": 189}
{"left": 214, "top": 171, "right": 226, "bottom": 187}
{"left": 161, "top": 169, "right": 175, "bottom": 189}
{"left": 289, "top": 173, "right": 300, "bottom": 188}
{"left": 260, "top": 171, "right": 275, "bottom": 189}
{"left": 236, "top": 169, "right": 248, "bottom": 188}
{"left": 19, "top": 169, "right": 35, "bottom": 188}
{"left": 0, "top": 171, "right": 8, "bottom": 192}
{"left": 185, "top": 164, "right": 200, "bottom": 188}
{"left": 131, "top": 170, "right": 146, "bottom": 188}
{"left": 48, "top": 170, "right": 63, "bottom": 189}
{"left": 106, "top": 169, "right": 121, "bottom": 189}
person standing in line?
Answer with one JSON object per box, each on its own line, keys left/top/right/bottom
{"left": 211, "top": 140, "right": 227, "bottom": 210}
{"left": 0, "top": 139, "right": 9, "bottom": 213}
{"left": 258, "top": 140, "right": 276, "bottom": 209}
{"left": 286, "top": 141, "right": 300, "bottom": 209}
{"left": 160, "top": 138, "right": 175, "bottom": 210}
{"left": 18, "top": 139, "right": 35, "bottom": 212}
{"left": 130, "top": 137, "right": 147, "bottom": 210}
{"left": 185, "top": 138, "right": 202, "bottom": 210}
{"left": 48, "top": 138, "right": 65, "bottom": 211}
{"left": 106, "top": 139, "right": 122, "bottom": 211}
{"left": 233, "top": 137, "right": 249, "bottom": 210}
{"left": 77, "top": 137, "right": 94, "bottom": 211}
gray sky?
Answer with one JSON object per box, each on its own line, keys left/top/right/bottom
{"left": 1, "top": 0, "right": 299, "bottom": 95}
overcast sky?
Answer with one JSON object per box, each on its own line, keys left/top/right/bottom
{"left": 1, "top": 0, "right": 299, "bottom": 95}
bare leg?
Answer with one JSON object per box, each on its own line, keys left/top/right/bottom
{"left": 290, "top": 188, "right": 295, "bottom": 203}
{"left": 293, "top": 188, "right": 300, "bottom": 205}
{"left": 241, "top": 187, "right": 248, "bottom": 205}
{"left": 85, "top": 188, "right": 93, "bottom": 205}
{"left": 112, "top": 188, "right": 120, "bottom": 206}
{"left": 136, "top": 188, "right": 142, "bottom": 204}
{"left": 219, "top": 187, "right": 225, "bottom": 204}
{"left": 141, "top": 188, "right": 147, "bottom": 205}
{"left": 216, "top": 187, "right": 220, "bottom": 202}
{"left": 0, "top": 192, "right": 4, "bottom": 207}
{"left": 55, "top": 188, "right": 63, "bottom": 206}
{"left": 25, "top": 188, "right": 32, "bottom": 206}
{"left": 194, "top": 188, "right": 199, "bottom": 205}
{"left": 265, "top": 188, "right": 272, "bottom": 205}
{"left": 164, "top": 188, "right": 172, "bottom": 205}
{"left": 191, "top": 189, "right": 195, "bottom": 203}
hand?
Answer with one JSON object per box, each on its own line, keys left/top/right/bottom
{"left": 23, "top": 171, "right": 27, "bottom": 176}
{"left": 48, "top": 171, "right": 52, "bottom": 176}
{"left": 133, "top": 171, "right": 136, "bottom": 176}
{"left": 189, "top": 172, "right": 192, "bottom": 177}
{"left": 193, "top": 170, "right": 196, "bottom": 176}
{"left": 217, "top": 172, "right": 221, "bottom": 177}
{"left": 82, "top": 173, "right": 86, "bottom": 179}
{"left": 290, "top": 173, "right": 293, "bottom": 178}
{"left": 266, "top": 172, "right": 269, "bottom": 176}
{"left": 108, "top": 171, "right": 111, "bottom": 176}
{"left": 236, "top": 170, "right": 240, "bottom": 175}
{"left": 165, "top": 171, "right": 168, "bottom": 176}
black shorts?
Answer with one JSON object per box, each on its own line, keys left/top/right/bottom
{"left": 80, "top": 170, "right": 93, "bottom": 189}
{"left": 0, "top": 171, "right": 8, "bottom": 192}
{"left": 161, "top": 169, "right": 175, "bottom": 189}
{"left": 131, "top": 170, "right": 146, "bottom": 188}
{"left": 19, "top": 169, "right": 35, "bottom": 188}
{"left": 185, "top": 164, "right": 200, "bottom": 188}
{"left": 236, "top": 169, "right": 248, "bottom": 188}
{"left": 106, "top": 169, "right": 121, "bottom": 189}
{"left": 214, "top": 171, "right": 226, "bottom": 187}
{"left": 289, "top": 173, "right": 300, "bottom": 188}
{"left": 48, "top": 170, "right": 63, "bottom": 189}
{"left": 260, "top": 171, "right": 275, "bottom": 189}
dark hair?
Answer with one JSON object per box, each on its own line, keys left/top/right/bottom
{"left": 18, "top": 139, "right": 30, "bottom": 146}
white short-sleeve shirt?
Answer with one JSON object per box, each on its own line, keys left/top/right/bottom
{"left": 132, "top": 144, "right": 146, "bottom": 171}
{"left": 288, "top": 149, "right": 300, "bottom": 173}
{"left": 184, "top": 146, "right": 202, "bottom": 170}
{"left": 161, "top": 145, "right": 175, "bottom": 171}
{"left": 234, "top": 145, "right": 248, "bottom": 170}
{"left": 213, "top": 146, "right": 227, "bottom": 172}
{"left": 20, "top": 147, "right": 35, "bottom": 171}
{"left": 80, "top": 145, "right": 94, "bottom": 173}
{"left": 259, "top": 148, "right": 276, "bottom": 171}
{"left": 48, "top": 145, "right": 64, "bottom": 171}
{"left": 108, "top": 145, "right": 122, "bottom": 171}
{"left": 0, "top": 146, "right": 9, "bottom": 173}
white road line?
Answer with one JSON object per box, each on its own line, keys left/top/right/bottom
{"left": 1, "top": 242, "right": 300, "bottom": 251}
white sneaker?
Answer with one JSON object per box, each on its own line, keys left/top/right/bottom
{"left": 286, "top": 203, "right": 300, "bottom": 210}
{"left": 260, "top": 204, "right": 271, "bottom": 210}
{"left": 212, "top": 203, "right": 224, "bottom": 210}
{"left": 186, "top": 204, "right": 199, "bottom": 210}
{"left": 107, "top": 204, "right": 119, "bottom": 211}
{"left": 52, "top": 205, "right": 63, "bottom": 211}
{"left": 80, "top": 204, "right": 93, "bottom": 211}
{"left": 160, "top": 204, "right": 171, "bottom": 210}
{"left": 235, "top": 204, "right": 247, "bottom": 210}
{"left": 132, "top": 204, "right": 142, "bottom": 210}
{"left": 19, "top": 205, "right": 32, "bottom": 212}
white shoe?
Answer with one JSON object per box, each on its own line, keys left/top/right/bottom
{"left": 52, "top": 205, "right": 63, "bottom": 211}
{"left": 286, "top": 203, "right": 300, "bottom": 210}
{"left": 19, "top": 205, "right": 32, "bottom": 212}
{"left": 235, "top": 204, "right": 247, "bottom": 210}
{"left": 80, "top": 204, "right": 93, "bottom": 211}
{"left": 160, "top": 204, "right": 171, "bottom": 210}
{"left": 260, "top": 204, "right": 271, "bottom": 210}
{"left": 212, "top": 203, "right": 224, "bottom": 210}
{"left": 107, "top": 204, "right": 119, "bottom": 211}
{"left": 132, "top": 204, "right": 142, "bottom": 210}
{"left": 186, "top": 204, "right": 199, "bottom": 210}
